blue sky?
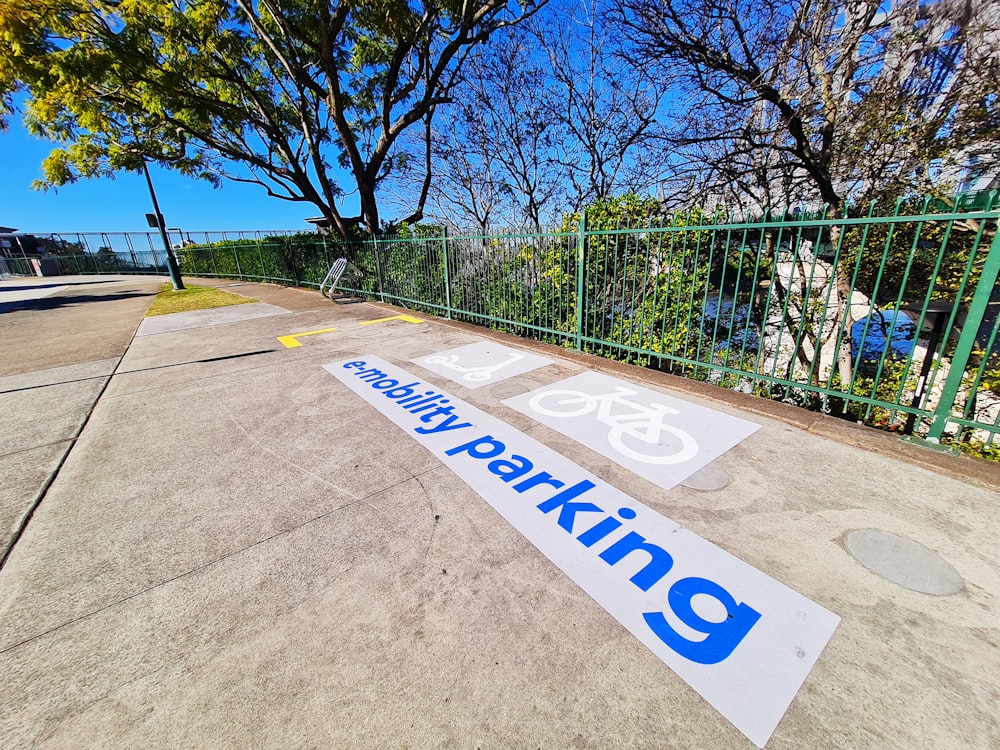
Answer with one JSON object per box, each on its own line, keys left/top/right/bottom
{"left": 1, "top": 117, "right": 338, "bottom": 234}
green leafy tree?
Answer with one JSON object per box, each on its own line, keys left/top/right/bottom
{"left": 0, "top": 0, "right": 546, "bottom": 237}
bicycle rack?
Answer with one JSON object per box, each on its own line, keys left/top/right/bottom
{"left": 320, "top": 257, "right": 363, "bottom": 303}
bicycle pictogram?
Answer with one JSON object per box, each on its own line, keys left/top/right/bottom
{"left": 528, "top": 386, "right": 699, "bottom": 465}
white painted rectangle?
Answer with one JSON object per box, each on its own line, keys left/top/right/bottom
{"left": 324, "top": 356, "right": 839, "bottom": 747}
{"left": 413, "top": 341, "right": 553, "bottom": 389}
{"left": 504, "top": 371, "right": 761, "bottom": 490}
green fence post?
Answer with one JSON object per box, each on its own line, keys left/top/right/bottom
{"left": 256, "top": 236, "right": 266, "bottom": 280}
{"left": 373, "top": 235, "right": 386, "bottom": 302}
{"left": 926, "top": 228, "right": 1000, "bottom": 442}
{"left": 442, "top": 226, "right": 453, "bottom": 319}
{"left": 575, "top": 213, "right": 586, "bottom": 350}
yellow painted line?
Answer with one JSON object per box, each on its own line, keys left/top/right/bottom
{"left": 358, "top": 314, "right": 424, "bottom": 326}
{"left": 279, "top": 315, "right": 422, "bottom": 347}
{"left": 277, "top": 327, "right": 338, "bottom": 348}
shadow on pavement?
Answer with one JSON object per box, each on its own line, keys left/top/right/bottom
{"left": 0, "top": 290, "right": 156, "bottom": 314}
{"left": 0, "top": 350, "right": 277, "bottom": 394}
{"left": 0, "top": 280, "right": 125, "bottom": 292}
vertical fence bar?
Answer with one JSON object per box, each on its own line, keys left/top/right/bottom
{"left": 678, "top": 215, "right": 697, "bottom": 370}
{"left": 442, "top": 227, "right": 452, "bottom": 319}
{"left": 576, "top": 214, "right": 586, "bottom": 350}
{"left": 373, "top": 236, "right": 386, "bottom": 302}
{"left": 825, "top": 202, "right": 871, "bottom": 398}
{"left": 961, "top": 307, "right": 1000, "bottom": 446}
{"left": 926, "top": 228, "right": 1000, "bottom": 442}
{"left": 599, "top": 221, "right": 614, "bottom": 351}
{"left": 256, "top": 237, "right": 266, "bottom": 280}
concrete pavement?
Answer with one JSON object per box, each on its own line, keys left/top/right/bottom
{"left": 0, "top": 275, "right": 166, "bottom": 560}
{"left": 1, "top": 274, "right": 998, "bottom": 749}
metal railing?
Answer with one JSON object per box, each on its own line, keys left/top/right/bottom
{"left": 22, "top": 196, "right": 1000, "bottom": 458}
{"left": 0, "top": 229, "right": 304, "bottom": 278}
{"left": 40, "top": 228, "right": 301, "bottom": 255}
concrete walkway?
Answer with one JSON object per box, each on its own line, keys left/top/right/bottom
{"left": 1, "top": 274, "right": 997, "bottom": 749}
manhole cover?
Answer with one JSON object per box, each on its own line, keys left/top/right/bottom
{"left": 680, "top": 462, "right": 731, "bottom": 491}
{"left": 844, "top": 529, "right": 964, "bottom": 595}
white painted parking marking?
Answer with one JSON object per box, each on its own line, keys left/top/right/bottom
{"left": 504, "top": 372, "right": 761, "bottom": 490}
{"left": 413, "top": 341, "right": 553, "bottom": 389}
{"left": 324, "top": 355, "right": 838, "bottom": 748}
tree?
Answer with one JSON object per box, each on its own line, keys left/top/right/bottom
{"left": 0, "top": 0, "right": 546, "bottom": 237}
{"left": 612, "top": 0, "right": 999, "bottom": 406}
{"left": 411, "top": 0, "right": 664, "bottom": 230}
{"left": 431, "top": 28, "right": 568, "bottom": 229}
{"left": 528, "top": 3, "right": 663, "bottom": 211}
{"left": 423, "top": 110, "right": 512, "bottom": 234}
{"left": 615, "top": 0, "right": 1000, "bottom": 213}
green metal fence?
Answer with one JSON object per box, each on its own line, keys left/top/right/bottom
{"left": 30, "top": 195, "right": 1000, "bottom": 457}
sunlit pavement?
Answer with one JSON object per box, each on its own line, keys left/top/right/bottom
{"left": 1, "top": 275, "right": 998, "bottom": 749}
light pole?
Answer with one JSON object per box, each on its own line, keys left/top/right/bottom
{"left": 139, "top": 159, "right": 185, "bottom": 290}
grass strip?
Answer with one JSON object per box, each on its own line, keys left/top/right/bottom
{"left": 146, "top": 282, "right": 257, "bottom": 316}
